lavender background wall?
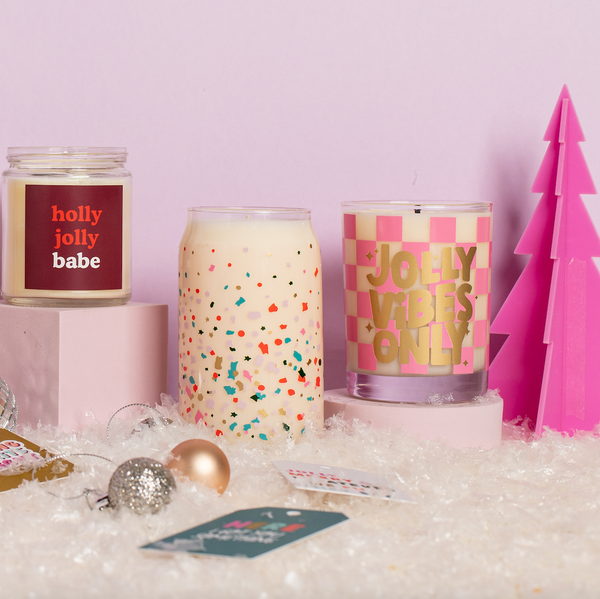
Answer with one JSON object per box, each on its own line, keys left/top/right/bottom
{"left": 2, "top": 1, "right": 600, "bottom": 397}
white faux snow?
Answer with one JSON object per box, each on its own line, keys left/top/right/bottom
{"left": 1, "top": 396, "right": 599, "bottom": 598}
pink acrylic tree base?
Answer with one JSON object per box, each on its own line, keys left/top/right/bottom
{"left": 324, "top": 389, "right": 503, "bottom": 449}
{"left": 0, "top": 301, "right": 168, "bottom": 430}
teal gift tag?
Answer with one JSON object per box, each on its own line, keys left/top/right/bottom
{"left": 141, "top": 507, "right": 348, "bottom": 559}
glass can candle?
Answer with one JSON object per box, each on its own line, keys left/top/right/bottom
{"left": 178, "top": 207, "right": 324, "bottom": 441}
{"left": 1, "top": 147, "right": 132, "bottom": 307}
{"left": 342, "top": 201, "right": 492, "bottom": 403}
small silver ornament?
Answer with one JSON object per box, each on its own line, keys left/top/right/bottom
{"left": 107, "top": 457, "right": 176, "bottom": 514}
{"left": 105, "top": 403, "right": 171, "bottom": 442}
{"left": 0, "top": 377, "right": 17, "bottom": 431}
{"left": 132, "top": 415, "right": 173, "bottom": 436}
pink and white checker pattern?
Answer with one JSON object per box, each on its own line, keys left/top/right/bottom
{"left": 343, "top": 212, "right": 492, "bottom": 376}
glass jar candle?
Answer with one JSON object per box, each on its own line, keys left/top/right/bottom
{"left": 178, "top": 207, "right": 323, "bottom": 441}
{"left": 1, "top": 147, "right": 132, "bottom": 307}
{"left": 342, "top": 201, "right": 493, "bottom": 403}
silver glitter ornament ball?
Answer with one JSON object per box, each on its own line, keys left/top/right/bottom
{"left": 0, "top": 377, "right": 17, "bottom": 431}
{"left": 107, "top": 457, "right": 176, "bottom": 514}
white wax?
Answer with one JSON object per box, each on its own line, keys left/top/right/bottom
{"left": 178, "top": 216, "right": 323, "bottom": 441}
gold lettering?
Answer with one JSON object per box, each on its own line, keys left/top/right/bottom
{"left": 455, "top": 246, "right": 477, "bottom": 281}
{"left": 456, "top": 283, "right": 473, "bottom": 322}
{"left": 399, "top": 328, "right": 430, "bottom": 365}
{"left": 366, "top": 244, "right": 389, "bottom": 286}
{"left": 445, "top": 321, "right": 469, "bottom": 364}
{"left": 430, "top": 323, "right": 450, "bottom": 365}
{"left": 369, "top": 289, "right": 394, "bottom": 329}
{"left": 421, "top": 251, "right": 440, "bottom": 285}
{"left": 441, "top": 246, "right": 459, "bottom": 280}
{"left": 435, "top": 283, "right": 456, "bottom": 323}
{"left": 393, "top": 292, "right": 407, "bottom": 329}
{"left": 407, "top": 289, "right": 434, "bottom": 328}
{"left": 390, "top": 250, "right": 418, "bottom": 289}
{"left": 373, "top": 330, "right": 398, "bottom": 363}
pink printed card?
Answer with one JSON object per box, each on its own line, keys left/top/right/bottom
{"left": 272, "top": 460, "right": 414, "bottom": 503}
{"left": 0, "top": 430, "right": 73, "bottom": 493}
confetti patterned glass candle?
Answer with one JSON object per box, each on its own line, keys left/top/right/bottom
{"left": 342, "top": 201, "right": 493, "bottom": 403}
{"left": 179, "top": 207, "right": 323, "bottom": 440}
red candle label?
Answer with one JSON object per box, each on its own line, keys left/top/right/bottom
{"left": 24, "top": 184, "right": 123, "bottom": 290}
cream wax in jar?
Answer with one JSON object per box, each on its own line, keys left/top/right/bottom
{"left": 178, "top": 207, "right": 323, "bottom": 441}
{"left": 1, "top": 147, "right": 132, "bottom": 307}
{"left": 342, "top": 201, "right": 493, "bottom": 403}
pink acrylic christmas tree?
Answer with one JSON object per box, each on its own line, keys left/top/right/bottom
{"left": 490, "top": 85, "right": 600, "bottom": 435}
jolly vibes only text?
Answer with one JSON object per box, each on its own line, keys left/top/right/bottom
{"left": 368, "top": 244, "right": 476, "bottom": 366}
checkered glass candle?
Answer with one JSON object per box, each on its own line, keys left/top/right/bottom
{"left": 342, "top": 201, "right": 493, "bottom": 403}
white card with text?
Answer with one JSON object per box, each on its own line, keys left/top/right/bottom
{"left": 272, "top": 460, "right": 414, "bottom": 503}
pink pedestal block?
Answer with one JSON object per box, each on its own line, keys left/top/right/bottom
{"left": 324, "top": 389, "right": 503, "bottom": 449}
{"left": 0, "top": 301, "right": 168, "bottom": 430}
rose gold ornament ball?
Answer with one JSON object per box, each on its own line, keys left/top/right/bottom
{"left": 167, "top": 439, "right": 230, "bottom": 494}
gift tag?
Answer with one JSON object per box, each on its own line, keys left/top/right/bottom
{"left": 272, "top": 460, "right": 415, "bottom": 503}
{"left": 0, "top": 430, "right": 73, "bottom": 493}
{"left": 141, "top": 507, "right": 348, "bottom": 559}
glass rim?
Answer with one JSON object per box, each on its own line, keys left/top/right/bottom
{"left": 6, "top": 147, "right": 128, "bottom": 166}
{"left": 188, "top": 206, "right": 311, "bottom": 219}
{"left": 341, "top": 200, "right": 492, "bottom": 212}
{"left": 8, "top": 146, "right": 127, "bottom": 157}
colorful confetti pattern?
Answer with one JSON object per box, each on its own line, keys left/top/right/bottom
{"left": 343, "top": 210, "right": 492, "bottom": 377}
{"left": 179, "top": 218, "right": 323, "bottom": 440}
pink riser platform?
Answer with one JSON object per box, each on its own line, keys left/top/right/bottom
{"left": 0, "top": 301, "right": 168, "bottom": 430}
{"left": 324, "top": 388, "right": 503, "bottom": 448}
